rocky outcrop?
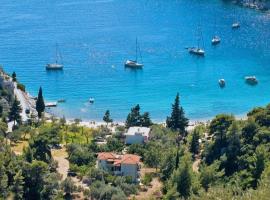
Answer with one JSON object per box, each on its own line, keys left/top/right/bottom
{"left": 226, "top": 0, "right": 270, "bottom": 11}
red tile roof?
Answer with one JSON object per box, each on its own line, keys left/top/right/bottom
{"left": 121, "top": 154, "right": 141, "bottom": 165}
{"left": 97, "top": 152, "right": 140, "bottom": 165}
{"left": 97, "top": 152, "right": 116, "bottom": 160}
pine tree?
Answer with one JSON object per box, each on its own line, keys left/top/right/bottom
{"left": 103, "top": 110, "right": 113, "bottom": 124}
{"left": 36, "top": 87, "right": 45, "bottom": 119}
{"left": 12, "top": 71, "right": 16, "bottom": 82}
{"left": 12, "top": 170, "right": 24, "bottom": 200}
{"left": 125, "top": 104, "right": 141, "bottom": 128}
{"left": 140, "top": 112, "right": 153, "bottom": 127}
{"left": 23, "top": 146, "right": 33, "bottom": 163}
{"left": 9, "top": 97, "right": 22, "bottom": 125}
{"left": 170, "top": 155, "right": 193, "bottom": 198}
{"left": 190, "top": 129, "right": 200, "bottom": 155}
{"left": 166, "top": 93, "right": 189, "bottom": 135}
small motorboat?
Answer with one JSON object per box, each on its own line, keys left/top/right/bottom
{"left": 45, "top": 102, "right": 57, "bottom": 107}
{"left": 89, "top": 97, "right": 95, "bottom": 104}
{"left": 57, "top": 99, "right": 66, "bottom": 103}
{"left": 232, "top": 22, "right": 240, "bottom": 29}
{"left": 219, "top": 79, "right": 226, "bottom": 87}
{"left": 188, "top": 47, "right": 205, "bottom": 56}
{"left": 212, "top": 36, "right": 221, "bottom": 45}
{"left": 245, "top": 76, "right": 258, "bottom": 85}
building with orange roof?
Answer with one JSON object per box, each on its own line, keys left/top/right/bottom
{"left": 97, "top": 152, "right": 141, "bottom": 182}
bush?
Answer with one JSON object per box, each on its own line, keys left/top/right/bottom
{"left": 1, "top": 89, "right": 8, "bottom": 96}
{"left": 142, "top": 173, "right": 154, "bottom": 186}
{"left": 17, "top": 83, "right": 25, "bottom": 92}
{"left": 67, "top": 144, "right": 96, "bottom": 166}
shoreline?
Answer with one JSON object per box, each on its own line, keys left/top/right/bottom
{"left": 1, "top": 70, "right": 249, "bottom": 129}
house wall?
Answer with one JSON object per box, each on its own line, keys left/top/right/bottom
{"left": 121, "top": 163, "right": 138, "bottom": 182}
{"left": 125, "top": 134, "right": 144, "bottom": 144}
{"left": 97, "top": 159, "right": 108, "bottom": 170}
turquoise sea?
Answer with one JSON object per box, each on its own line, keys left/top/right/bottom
{"left": 0, "top": 0, "right": 270, "bottom": 121}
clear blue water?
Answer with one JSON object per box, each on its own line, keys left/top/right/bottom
{"left": 0, "top": 0, "right": 270, "bottom": 121}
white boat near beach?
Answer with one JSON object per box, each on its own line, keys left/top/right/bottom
{"left": 45, "top": 102, "right": 57, "bottom": 107}
{"left": 89, "top": 97, "right": 95, "bottom": 104}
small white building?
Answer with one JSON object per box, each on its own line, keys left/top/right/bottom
{"left": 97, "top": 152, "right": 141, "bottom": 182}
{"left": 124, "top": 126, "right": 151, "bottom": 145}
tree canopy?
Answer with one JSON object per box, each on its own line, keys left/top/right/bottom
{"left": 166, "top": 93, "right": 189, "bottom": 135}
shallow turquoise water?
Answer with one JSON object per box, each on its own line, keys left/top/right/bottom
{"left": 0, "top": 0, "right": 270, "bottom": 121}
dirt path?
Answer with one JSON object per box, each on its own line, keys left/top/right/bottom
{"left": 192, "top": 158, "right": 201, "bottom": 173}
{"left": 133, "top": 178, "right": 162, "bottom": 200}
{"left": 51, "top": 148, "right": 69, "bottom": 180}
{"left": 51, "top": 148, "right": 88, "bottom": 190}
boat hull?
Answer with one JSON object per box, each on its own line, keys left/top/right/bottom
{"left": 46, "top": 64, "right": 63, "bottom": 70}
{"left": 188, "top": 48, "right": 205, "bottom": 56}
{"left": 125, "top": 60, "right": 143, "bottom": 68}
{"left": 219, "top": 79, "right": 225, "bottom": 88}
{"left": 245, "top": 76, "right": 258, "bottom": 85}
{"left": 232, "top": 23, "right": 240, "bottom": 29}
{"left": 212, "top": 38, "right": 221, "bottom": 45}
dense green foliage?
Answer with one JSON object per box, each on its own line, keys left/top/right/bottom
{"left": 166, "top": 93, "right": 189, "bottom": 135}
{"left": 125, "top": 104, "right": 153, "bottom": 128}
{"left": 103, "top": 110, "right": 113, "bottom": 124}
{"left": 9, "top": 97, "right": 22, "bottom": 125}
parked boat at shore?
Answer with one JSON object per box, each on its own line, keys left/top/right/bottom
{"left": 45, "top": 102, "right": 57, "bottom": 107}
{"left": 89, "top": 97, "right": 95, "bottom": 104}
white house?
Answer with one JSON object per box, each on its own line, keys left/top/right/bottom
{"left": 97, "top": 152, "right": 141, "bottom": 182}
{"left": 124, "top": 126, "right": 151, "bottom": 145}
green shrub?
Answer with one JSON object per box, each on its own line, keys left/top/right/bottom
{"left": 17, "top": 83, "right": 25, "bottom": 92}
{"left": 142, "top": 173, "right": 154, "bottom": 186}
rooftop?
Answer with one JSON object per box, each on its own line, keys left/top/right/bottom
{"left": 125, "top": 126, "right": 151, "bottom": 137}
{"left": 97, "top": 152, "right": 140, "bottom": 165}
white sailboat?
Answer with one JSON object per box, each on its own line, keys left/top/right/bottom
{"left": 188, "top": 26, "right": 205, "bottom": 56}
{"left": 232, "top": 9, "right": 240, "bottom": 29}
{"left": 125, "top": 38, "right": 144, "bottom": 68}
{"left": 212, "top": 19, "right": 221, "bottom": 45}
{"left": 46, "top": 44, "right": 64, "bottom": 70}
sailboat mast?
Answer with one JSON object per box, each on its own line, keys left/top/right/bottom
{"left": 136, "top": 37, "right": 138, "bottom": 62}
{"left": 55, "top": 43, "right": 58, "bottom": 64}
